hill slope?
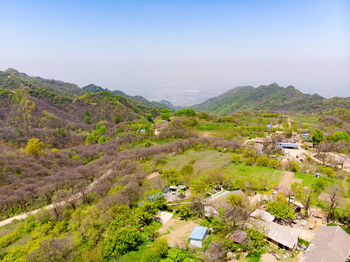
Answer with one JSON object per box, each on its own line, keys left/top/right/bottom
{"left": 193, "top": 83, "right": 350, "bottom": 115}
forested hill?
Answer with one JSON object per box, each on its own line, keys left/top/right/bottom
{"left": 192, "top": 83, "right": 350, "bottom": 115}
{"left": 0, "top": 69, "right": 166, "bottom": 137}
{"left": 0, "top": 68, "right": 170, "bottom": 110}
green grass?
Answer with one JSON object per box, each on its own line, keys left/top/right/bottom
{"left": 294, "top": 172, "right": 335, "bottom": 187}
{"left": 119, "top": 242, "right": 151, "bottom": 262}
{"left": 195, "top": 122, "right": 237, "bottom": 131}
{"left": 158, "top": 149, "right": 232, "bottom": 172}
{"left": 292, "top": 114, "right": 320, "bottom": 125}
{"left": 224, "top": 163, "right": 283, "bottom": 187}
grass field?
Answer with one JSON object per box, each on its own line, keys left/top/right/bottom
{"left": 195, "top": 122, "right": 238, "bottom": 131}
{"left": 294, "top": 172, "right": 336, "bottom": 188}
{"left": 224, "top": 163, "right": 283, "bottom": 187}
{"left": 158, "top": 149, "right": 232, "bottom": 172}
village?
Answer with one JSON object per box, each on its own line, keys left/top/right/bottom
{"left": 143, "top": 123, "right": 350, "bottom": 262}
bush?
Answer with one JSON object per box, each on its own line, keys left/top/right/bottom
{"left": 268, "top": 159, "right": 281, "bottom": 169}
{"left": 245, "top": 157, "right": 255, "bottom": 166}
{"left": 256, "top": 156, "right": 269, "bottom": 167}
{"left": 320, "top": 166, "right": 336, "bottom": 177}
{"left": 231, "top": 153, "right": 242, "bottom": 163}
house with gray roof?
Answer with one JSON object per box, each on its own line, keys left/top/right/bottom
{"left": 300, "top": 226, "right": 350, "bottom": 262}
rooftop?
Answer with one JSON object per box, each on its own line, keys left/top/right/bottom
{"left": 250, "top": 209, "right": 275, "bottom": 223}
{"left": 301, "top": 226, "right": 350, "bottom": 262}
{"left": 189, "top": 226, "right": 208, "bottom": 241}
{"left": 231, "top": 230, "right": 247, "bottom": 244}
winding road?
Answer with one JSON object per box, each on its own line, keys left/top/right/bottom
{"left": 0, "top": 169, "right": 113, "bottom": 228}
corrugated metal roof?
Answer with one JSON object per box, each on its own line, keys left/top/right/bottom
{"left": 189, "top": 226, "right": 208, "bottom": 240}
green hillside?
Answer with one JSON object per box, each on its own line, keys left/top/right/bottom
{"left": 193, "top": 83, "right": 350, "bottom": 115}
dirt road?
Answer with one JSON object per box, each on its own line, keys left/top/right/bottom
{"left": 0, "top": 169, "right": 113, "bottom": 228}
{"left": 278, "top": 171, "right": 294, "bottom": 193}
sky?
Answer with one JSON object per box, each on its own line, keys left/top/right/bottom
{"left": 1, "top": 0, "right": 349, "bottom": 106}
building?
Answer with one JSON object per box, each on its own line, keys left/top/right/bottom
{"left": 189, "top": 226, "right": 208, "bottom": 247}
{"left": 301, "top": 226, "right": 350, "bottom": 262}
{"left": 231, "top": 230, "right": 247, "bottom": 244}
{"left": 250, "top": 209, "right": 299, "bottom": 252}
{"left": 250, "top": 209, "right": 275, "bottom": 223}
{"left": 278, "top": 142, "right": 299, "bottom": 149}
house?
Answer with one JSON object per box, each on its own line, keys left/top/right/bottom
{"left": 276, "top": 131, "right": 284, "bottom": 135}
{"left": 189, "top": 226, "right": 208, "bottom": 248}
{"left": 300, "top": 226, "right": 350, "bottom": 262}
{"left": 292, "top": 132, "right": 298, "bottom": 137}
{"left": 267, "top": 124, "right": 272, "bottom": 129}
{"left": 302, "top": 133, "right": 311, "bottom": 141}
{"left": 278, "top": 142, "right": 298, "bottom": 149}
{"left": 231, "top": 230, "right": 247, "bottom": 244}
{"left": 250, "top": 209, "right": 299, "bottom": 252}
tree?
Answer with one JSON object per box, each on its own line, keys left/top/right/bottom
{"left": 174, "top": 204, "right": 192, "bottom": 219}
{"left": 161, "top": 109, "right": 171, "bottom": 121}
{"left": 266, "top": 199, "right": 295, "bottom": 221}
{"left": 326, "top": 185, "right": 341, "bottom": 222}
{"left": 292, "top": 183, "right": 314, "bottom": 217}
{"left": 146, "top": 113, "right": 153, "bottom": 123}
{"left": 231, "top": 153, "right": 242, "bottom": 163}
{"left": 256, "top": 156, "right": 269, "bottom": 167}
{"left": 161, "top": 168, "right": 180, "bottom": 185}
{"left": 103, "top": 225, "right": 142, "bottom": 258}
{"left": 114, "top": 114, "right": 120, "bottom": 124}
{"left": 225, "top": 193, "right": 250, "bottom": 227}
{"left": 311, "top": 129, "right": 324, "bottom": 146}
{"left": 84, "top": 110, "right": 91, "bottom": 124}
{"left": 25, "top": 138, "right": 44, "bottom": 157}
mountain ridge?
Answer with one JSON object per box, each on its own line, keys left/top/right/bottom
{"left": 192, "top": 83, "right": 350, "bottom": 115}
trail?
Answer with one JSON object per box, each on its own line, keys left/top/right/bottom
{"left": 278, "top": 171, "right": 294, "bottom": 193}
{"left": 0, "top": 169, "right": 113, "bottom": 228}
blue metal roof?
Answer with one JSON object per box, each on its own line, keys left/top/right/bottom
{"left": 278, "top": 142, "right": 298, "bottom": 148}
{"left": 189, "top": 226, "right": 208, "bottom": 240}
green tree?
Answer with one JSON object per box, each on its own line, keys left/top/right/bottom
{"left": 161, "top": 109, "right": 171, "bottom": 121}
{"left": 175, "top": 108, "right": 196, "bottom": 117}
{"left": 266, "top": 200, "right": 295, "bottom": 221}
{"left": 268, "top": 159, "right": 281, "bottom": 169}
{"left": 161, "top": 168, "right": 180, "bottom": 185}
{"left": 174, "top": 204, "right": 192, "bottom": 219}
{"left": 311, "top": 129, "right": 324, "bottom": 146}
{"left": 84, "top": 110, "right": 91, "bottom": 124}
{"left": 231, "top": 153, "right": 242, "bottom": 163}
{"left": 114, "top": 114, "right": 120, "bottom": 124}
{"left": 103, "top": 225, "right": 142, "bottom": 258}
{"left": 25, "top": 138, "right": 44, "bottom": 157}
{"left": 146, "top": 113, "right": 153, "bottom": 123}
{"left": 256, "top": 156, "right": 269, "bottom": 167}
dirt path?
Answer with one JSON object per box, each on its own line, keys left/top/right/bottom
{"left": 278, "top": 171, "right": 294, "bottom": 193}
{"left": 0, "top": 169, "right": 113, "bottom": 228}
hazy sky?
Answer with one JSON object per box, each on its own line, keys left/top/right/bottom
{"left": 1, "top": 0, "right": 349, "bottom": 105}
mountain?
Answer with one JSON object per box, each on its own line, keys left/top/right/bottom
{"left": 193, "top": 83, "right": 350, "bottom": 115}
{"left": 82, "top": 84, "right": 107, "bottom": 93}
{"left": 0, "top": 69, "right": 166, "bottom": 132}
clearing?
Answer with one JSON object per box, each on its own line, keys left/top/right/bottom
{"left": 159, "top": 217, "right": 197, "bottom": 248}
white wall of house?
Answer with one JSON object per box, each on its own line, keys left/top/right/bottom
{"left": 190, "top": 239, "right": 203, "bottom": 248}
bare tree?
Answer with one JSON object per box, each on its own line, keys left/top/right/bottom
{"left": 326, "top": 185, "right": 341, "bottom": 222}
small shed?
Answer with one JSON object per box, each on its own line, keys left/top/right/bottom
{"left": 168, "top": 185, "right": 177, "bottom": 191}
{"left": 231, "top": 230, "right": 247, "bottom": 244}
{"left": 315, "top": 172, "right": 321, "bottom": 178}
{"left": 189, "top": 226, "right": 208, "bottom": 248}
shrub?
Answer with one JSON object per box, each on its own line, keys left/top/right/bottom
{"left": 256, "top": 156, "right": 269, "bottom": 167}
{"left": 231, "top": 153, "right": 242, "bottom": 163}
